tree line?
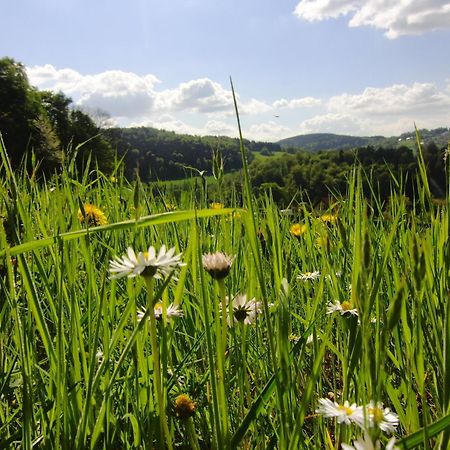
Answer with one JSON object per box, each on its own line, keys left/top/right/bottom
{"left": 214, "top": 143, "right": 447, "bottom": 206}
{"left": 0, "top": 57, "right": 114, "bottom": 174}
{"left": 1, "top": 56, "right": 448, "bottom": 206}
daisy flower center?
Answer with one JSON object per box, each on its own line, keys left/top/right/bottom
{"left": 234, "top": 306, "right": 250, "bottom": 322}
{"left": 338, "top": 405, "right": 354, "bottom": 416}
{"left": 368, "top": 406, "right": 384, "bottom": 424}
{"left": 341, "top": 301, "right": 353, "bottom": 311}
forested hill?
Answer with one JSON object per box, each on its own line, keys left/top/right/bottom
{"left": 105, "top": 127, "right": 280, "bottom": 181}
{"left": 278, "top": 128, "right": 450, "bottom": 152}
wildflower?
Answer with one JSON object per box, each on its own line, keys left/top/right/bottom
{"left": 202, "top": 252, "right": 233, "bottom": 280}
{"left": 290, "top": 223, "right": 307, "bottom": 237}
{"left": 342, "top": 432, "right": 398, "bottom": 450}
{"left": 327, "top": 300, "right": 359, "bottom": 317}
{"left": 306, "top": 333, "right": 321, "bottom": 345}
{"left": 95, "top": 350, "right": 104, "bottom": 364}
{"left": 316, "top": 398, "right": 364, "bottom": 425}
{"left": 137, "top": 302, "right": 184, "bottom": 322}
{"left": 210, "top": 202, "right": 224, "bottom": 210}
{"left": 174, "top": 394, "right": 196, "bottom": 420}
{"left": 78, "top": 203, "right": 107, "bottom": 227}
{"left": 109, "top": 245, "right": 184, "bottom": 279}
{"left": 315, "top": 235, "right": 329, "bottom": 249}
{"left": 222, "top": 294, "right": 263, "bottom": 325}
{"left": 320, "top": 213, "right": 338, "bottom": 224}
{"left": 297, "top": 271, "right": 320, "bottom": 281}
{"left": 365, "top": 401, "right": 399, "bottom": 433}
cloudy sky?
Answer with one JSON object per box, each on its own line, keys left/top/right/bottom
{"left": 2, "top": 0, "right": 450, "bottom": 141}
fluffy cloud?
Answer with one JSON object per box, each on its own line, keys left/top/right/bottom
{"left": 27, "top": 64, "right": 160, "bottom": 117}
{"left": 298, "top": 81, "right": 450, "bottom": 135}
{"left": 156, "top": 78, "right": 233, "bottom": 113}
{"left": 272, "top": 96, "right": 321, "bottom": 109}
{"left": 294, "top": 0, "right": 450, "bottom": 38}
{"left": 298, "top": 113, "right": 366, "bottom": 135}
{"left": 26, "top": 64, "right": 450, "bottom": 140}
{"left": 294, "top": 0, "right": 357, "bottom": 21}
{"left": 27, "top": 65, "right": 271, "bottom": 120}
{"left": 328, "top": 82, "right": 450, "bottom": 116}
{"left": 246, "top": 121, "right": 293, "bottom": 141}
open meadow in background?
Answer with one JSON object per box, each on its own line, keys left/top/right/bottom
{"left": 1, "top": 119, "right": 450, "bottom": 450}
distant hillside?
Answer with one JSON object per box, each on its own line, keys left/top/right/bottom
{"left": 278, "top": 127, "right": 450, "bottom": 152}
{"left": 105, "top": 127, "right": 280, "bottom": 181}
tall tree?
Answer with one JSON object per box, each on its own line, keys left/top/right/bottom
{"left": 0, "top": 57, "right": 62, "bottom": 170}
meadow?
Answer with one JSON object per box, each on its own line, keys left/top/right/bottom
{"left": 1, "top": 122, "right": 450, "bottom": 450}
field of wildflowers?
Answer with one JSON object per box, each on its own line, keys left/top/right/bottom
{"left": 1, "top": 117, "right": 450, "bottom": 449}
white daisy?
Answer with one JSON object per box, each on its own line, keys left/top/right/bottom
{"left": 316, "top": 398, "right": 364, "bottom": 425}
{"left": 342, "top": 432, "right": 398, "bottom": 450}
{"left": 137, "top": 302, "right": 184, "bottom": 322}
{"left": 327, "top": 300, "right": 359, "bottom": 316}
{"left": 109, "top": 245, "right": 184, "bottom": 279}
{"left": 223, "top": 294, "right": 262, "bottom": 325}
{"left": 365, "top": 401, "right": 399, "bottom": 434}
{"left": 297, "top": 271, "right": 320, "bottom": 281}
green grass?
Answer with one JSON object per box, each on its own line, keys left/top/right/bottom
{"left": 1, "top": 125, "right": 450, "bottom": 450}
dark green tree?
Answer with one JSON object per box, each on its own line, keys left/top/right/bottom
{"left": 0, "top": 57, "right": 61, "bottom": 169}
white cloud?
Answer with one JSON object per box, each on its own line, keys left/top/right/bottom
{"left": 298, "top": 81, "right": 450, "bottom": 135}
{"left": 294, "top": 0, "right": 450, "bottom": 38}
{"left": 26, "top": 64, "right": 450, "bottom": 140}
{"left": 273, "top": 97, "right": 321, "bottom": 109}
{"left": 246, "top": 121, "right": 293, "bottom": 141}
{"left": 27, "top": 65, "right": 160, "bottom": 117}
{"left": 27, "top": 65, "right": 271, "bottom": 120}
{"left": 298, "top": 113, "right": 366, "bottom": 134}
{"left": 294, "top": 0, "right": 357, "bottom": 21}
{"left": 156, "top": 78, "right": 233, "bottom": 113}
{"left": 328, "top": 82, "right": 450, "bottom": 115}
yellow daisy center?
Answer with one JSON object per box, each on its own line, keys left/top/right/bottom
{"left": 338, "top": 405, "right": 354, "bottom": 416}
{"left": 369, "top": 406, "right": 384, "bottom": 423}
{"left": 341, "top": 301, "right": 353, "bottom": 311}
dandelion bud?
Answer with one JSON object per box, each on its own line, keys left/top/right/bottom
{"left": 174, "top": 394, "right": 196, "bottom": 420}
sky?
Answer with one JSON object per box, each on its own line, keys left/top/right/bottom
{"left": 2, "top": 0, "right": 450, "bottom": 141}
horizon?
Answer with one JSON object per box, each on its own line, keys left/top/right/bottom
{"left": 2, "top": 0, "right": 450, "bottom": 141}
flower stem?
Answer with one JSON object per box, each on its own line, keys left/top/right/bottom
{"left": 216, "top": 278, "right": 230, "bottom": 447}
{"left": 145, "top": 276, "right": 173, "bottom": 450}
{"left": 185, "top": 417, "right": 201, "bottom": 450}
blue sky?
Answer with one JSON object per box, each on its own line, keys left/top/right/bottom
{"left": 2, "top": 0, "right": 450, "bottom": 140}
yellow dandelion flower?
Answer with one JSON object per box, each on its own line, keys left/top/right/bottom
{"left": 290, "top": 223, "right": 307, "bottom": 238}
{"left": 166, "top": 203, "right": 177, "bottom": 211}
{"left": 210, "top": 202, "right": 224, "bottom": 210}
{"left": 319, "top": 214, "right": 338, "bottom": 224}
{"left": 174, "top": 394, "right": 196, "bottom": 420}
{"left": 78, "top": 204, "right": 107, "bottom": 227}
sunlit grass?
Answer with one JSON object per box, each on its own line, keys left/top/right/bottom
{"left": 1, "top": 128, "right": 450, "bottom": 449}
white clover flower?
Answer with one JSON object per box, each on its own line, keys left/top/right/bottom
{"left": 109, "top": 245, "right": 184, "bottom": 279}
{"left": 137, "top": 302, "right": 184, "bottom": 322}
{"left": 316, "top": 398, "right": 364, "bottom": 425}
{"left": 297, "top": 271, "right": 320, "bottom": 281}
{"left": 365, "top": 401, "right": 399, "bottom": 434}
{"left": 327, "top": 300, "right": 359, "bottom": 316}
{"left": 222, "top": 294, "right": 262, "bottom": 325}
{"left": 202, "top": 252, "right": 234, "bottom": 279}
{"left": 342, "top": 432, "right": 398, "bottom": 450}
